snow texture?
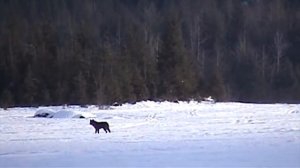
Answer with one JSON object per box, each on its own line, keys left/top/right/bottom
{"left": 34, "top": 108, "right": 96, "bottom": 118}
{"left": 0, "top": 101, "right": 300, "bottom": 167}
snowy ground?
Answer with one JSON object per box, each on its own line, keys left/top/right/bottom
{"left": 0, "top": 101, "right": 300, "bottom": 167}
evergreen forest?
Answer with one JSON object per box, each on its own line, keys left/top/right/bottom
{"left": 0, "top": 0, "right": 299, "bottom": 107}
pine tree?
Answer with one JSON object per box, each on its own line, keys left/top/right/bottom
{"left": 72, "top": 71, "right": 88, "bottom": 105}
{"left": 122, "top": 22, "right": 150, "bottom": 101}
{"left": 23, "top": 66, "right": 39, "bottom": 106}
{"left": 0, "top": 89, "right": 14, "bottom": 109}
{"left": 99, "top": 44, "right": 122, "bottom": 104}
{"left": 158, "top": 14, "right": 197, "bottom": 100}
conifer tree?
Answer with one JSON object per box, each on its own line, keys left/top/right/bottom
{"left": 23, "top": 66, "right": 39, "bottom": 106}
{"left": 158, "top": 13, "right": 197, "bottom": 100}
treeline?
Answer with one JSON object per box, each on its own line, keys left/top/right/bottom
{"left": 0, "top": 0, "right": 299, "bottom": 107}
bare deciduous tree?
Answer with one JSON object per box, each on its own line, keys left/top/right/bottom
{"left": 274, "top": 31, "right": 288, "bottom": 73}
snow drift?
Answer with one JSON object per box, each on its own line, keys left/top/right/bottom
{"left": 33, "top": 109, "right": 96, "bottom": 118}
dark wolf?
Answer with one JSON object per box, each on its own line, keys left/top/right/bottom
{"left": 90, "top": 119, "right": 111, "bottom": 133}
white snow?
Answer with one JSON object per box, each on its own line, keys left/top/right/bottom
{"left": 0, "top": 101, "right": 299, "bottom": 167}
{"left": 34, "top": 108, "right": 96, "bottom": 118}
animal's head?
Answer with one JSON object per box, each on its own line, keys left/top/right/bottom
{"left": 90, "top": 119, "right": 94, "bottom": 125}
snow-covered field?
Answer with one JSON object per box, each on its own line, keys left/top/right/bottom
{"left": 0, "top": 101, "right": 300, "bottom": 167}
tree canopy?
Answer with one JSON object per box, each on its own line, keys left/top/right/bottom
{"left": 0, "top": 0, "right": 299, "bottom": 107}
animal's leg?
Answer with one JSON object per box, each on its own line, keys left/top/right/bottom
{"left": 107, "top": 127, "right": 111, "bottom": 133}
{"left": 95, "top": 129, "right": 97, "bottom": 134}
{"left": 104, "top": 129, "right": 108, "bottom": 133}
